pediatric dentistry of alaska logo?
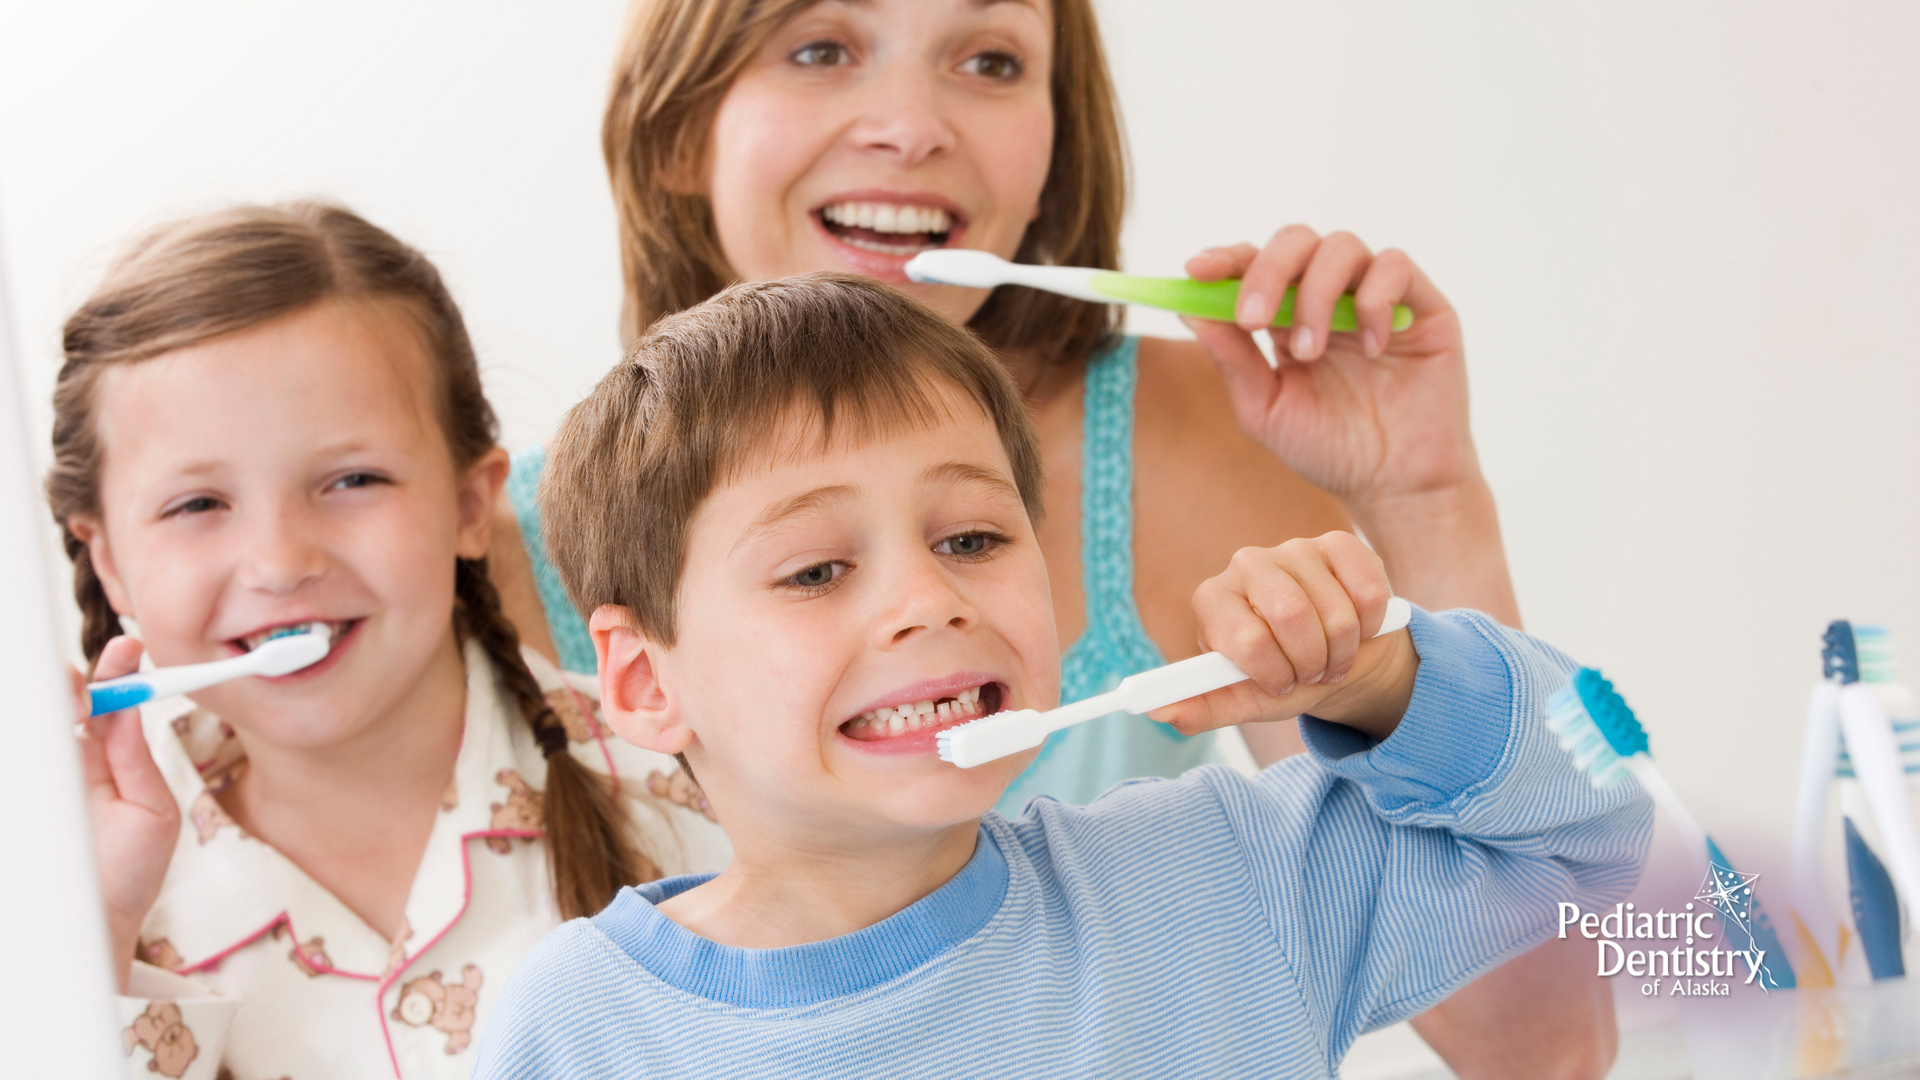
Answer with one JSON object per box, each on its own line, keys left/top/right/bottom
{"left": 1557, "top": 866, "right": 1788, "bottom": 997}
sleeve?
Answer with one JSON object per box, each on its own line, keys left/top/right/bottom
{"left": 505, "top": 446, "right": 599, "bottom": 675}
{"left": 1216, "top": 607, "right": 1653, "bottom": 1066}
{"left": 117, "top": 963, "right": 238, "bottom": 1080}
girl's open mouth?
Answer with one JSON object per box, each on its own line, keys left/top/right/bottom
{"left": 840, "top": 681, "right": 1004, "bottom": 752}
{"left": 816, "top": 201, "right": 956, "bottom": 258}
{"left": 228, "top": 619, "right": 359, "bottom": 680}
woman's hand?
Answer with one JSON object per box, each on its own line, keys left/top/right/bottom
{"left": 1182, "top": 227, "right": 1521, "bottom": 626}
{"left": 1182, "top": 226, "right": 1477, "bottom": 510}
{"left": 1152, "top": 532, "right": 1416, "bottom": 739}
{"left": 72, "top": 636, "right": 180, "bottom": 993}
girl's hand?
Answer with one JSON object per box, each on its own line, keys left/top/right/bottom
{"left": 1180, "top": 227, "right": 1478, "bottom": 517}
{"left": 1152, "top": 532, "right": 1416, "bottom": 739}
{"left": 72, "top": 636, "right": 180, "bottom": 992}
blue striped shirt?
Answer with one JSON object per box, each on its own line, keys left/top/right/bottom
{"left": 474, "top": 609, "right": 1652, "bottom": 1079}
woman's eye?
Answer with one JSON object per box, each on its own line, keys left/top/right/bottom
{"left": 959, "top": 50, "right": 1023, "bottom": 81}
{"left": 791, "top": 40, "right": 852, "bottom": 67}
{"left": 935, "top": 532, "right": 1001, "bottom": 559}
{"left": 785, "top": 561, "right": 847, "bottom": 591}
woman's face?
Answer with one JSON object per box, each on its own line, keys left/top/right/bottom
{"left": 706, "top": 0, "right": 1055, "bottom": 325}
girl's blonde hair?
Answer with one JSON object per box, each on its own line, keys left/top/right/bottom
{"left": 602, "top": 0, "right": 1127, "bottom": 369}
{"left": 48, "top": 202, "right": 659, "bottom": 919}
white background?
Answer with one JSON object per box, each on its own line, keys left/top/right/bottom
{"left": 3, "top": 1, "right": 1916, "bottom": 1071}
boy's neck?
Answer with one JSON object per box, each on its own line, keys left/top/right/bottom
{"left": 657, "top": 819, "right": 982, "bottom": 949}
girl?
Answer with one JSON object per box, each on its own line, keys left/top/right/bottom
{"left": 55, "top": 202, "right": 727, "bottom": 1080}
{"left": 487, "top": 1, "right": 1602, "bottom": 1076}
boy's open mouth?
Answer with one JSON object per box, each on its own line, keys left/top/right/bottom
{"left": 816, "top": 201, "right": 956, "bottom": 258}
{"left": 841, "top": 681, "right": 1003, "bottom": 743}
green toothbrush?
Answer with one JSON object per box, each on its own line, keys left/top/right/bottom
{"left": 904, "top": 249, "right": 1413, "bottom": 333}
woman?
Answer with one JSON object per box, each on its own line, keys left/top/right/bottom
{"left": 490, "top": 1, "right": 1604, "bottom": 1076}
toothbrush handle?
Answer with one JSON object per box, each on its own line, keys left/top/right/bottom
{"left": 87, "top": 653, "right": 260, "bottom": 716}
{"left": 1837, "top": 683, "right": 1920, "bottom": 907}
{"left": 1110, "top": 596, "right": 1414, "bottom": 715}
{"left": 1088, "top": 273, "right": 1414, "bottom": 333}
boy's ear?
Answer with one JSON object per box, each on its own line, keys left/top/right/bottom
{"left": 590, "top": 605, "right": 693, "bottom": 755}
{"left": 454, "top": 447, "right": 512, "bottom": 561}
{"left": 68, "top": 515, "right": 133, "bottom": 615}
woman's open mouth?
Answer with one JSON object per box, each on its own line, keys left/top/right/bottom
{"left": 839, "top": 681, "right": 1004, "bottom": 754}
{"left": 816, "top": 200, "right": 956, "bottom": 258}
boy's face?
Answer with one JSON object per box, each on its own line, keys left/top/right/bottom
{"left": 598, "top": 387, "right": 1056, "bottom": 846}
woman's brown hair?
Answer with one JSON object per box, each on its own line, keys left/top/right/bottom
{"left": 47, "top": 202, "right": 658, "bottom": 919}
{"left": 602, "top": 0, "right": 1126, "bottom": 368}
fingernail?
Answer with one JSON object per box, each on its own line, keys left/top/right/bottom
{"left": 1362, "top": 330, "right": 1380, "bottom": 358}
{"left": 1236, "top": 292, "right": 1265, "bottom": 326}
{"left": 1292, "top": 326, "right": 1313, "bottom": 358}
{"left": 1277, "top": 682, "right": 1295, "bottom": 697}
{"left": 1328, "top": 672, "right": 1346, "bottom": 684}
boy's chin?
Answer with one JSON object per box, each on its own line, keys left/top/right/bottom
{"left": 858, "top": 751, "right": 1036, "bottom": 828}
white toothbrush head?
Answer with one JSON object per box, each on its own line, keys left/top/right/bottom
{"left": 904, "top": 249, "right": 1012, "bottom": 288}
{"left": 250, "top": 623, "right": 333, "bottom": 676}
{"left": 936, "top": 709, "right": 1047, "bottom": 768}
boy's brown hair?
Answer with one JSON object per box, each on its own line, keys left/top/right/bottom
{"left": 49, "top": 202, "right": 660, "bottom": 919}
{"left": 539, "top": 272, "right": 1043, "bottom": 646}
{"left": 602, "top": 0, "right": 1126, "bottom": 370}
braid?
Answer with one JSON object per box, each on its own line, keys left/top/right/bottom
{"left": 66, "top": 527, "right": 123, "bottom": 668}
{"left": 454, "top": 558, "right": 662, "bottom": 919}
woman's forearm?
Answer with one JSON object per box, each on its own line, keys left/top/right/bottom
{"left": 1349, "top": 477, "right": 1521, "bottom": 628}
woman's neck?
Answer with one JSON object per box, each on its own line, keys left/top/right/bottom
{"left": 221, "top": 630, "right": 470, "bottom": 939}
{"left": 657, "top": 820, "right": 980, "bottom": 949}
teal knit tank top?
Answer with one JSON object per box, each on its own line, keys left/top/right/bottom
{"left": 505, "top": 335, "right": 1221, "bottom": 808}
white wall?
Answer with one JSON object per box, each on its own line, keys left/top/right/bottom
{"left": 2, "top": 0, "right": 1915, "bottom": 989}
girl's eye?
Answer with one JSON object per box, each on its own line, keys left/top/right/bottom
{"left": 791, "top": 40, "right": 852, "bottom": 67}
{"left": 935, "top": 532, "right": 1003, "bottom": 559}
{"left": 785, "top": 561, "right": 848, "bottom": 592}
{"left": 328, "top": 471, "right": 389, "bottom": 492}
{"left": 959, "top": 50, "right": 1023, "bottom": 81}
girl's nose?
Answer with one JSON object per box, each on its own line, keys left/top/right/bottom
{"left": 871, "top": 550, "right": 978, "bottom": 649}
{"left": 847, "top": 62, "right": 957, "bottom": 166}
{"left": 235, "top": 505, "right": 330, "bottom": 595}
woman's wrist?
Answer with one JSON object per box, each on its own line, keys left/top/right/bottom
{"left": 1346, "top": 476, "right": 1521, "bottom": 628}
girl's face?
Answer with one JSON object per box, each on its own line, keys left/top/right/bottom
{"left": 75, "top": 299, "right": 505, "bottom": 751}
{"left": 706, "top": 0, "right": 1055, "bottom": 325}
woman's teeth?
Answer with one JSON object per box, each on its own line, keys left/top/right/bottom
{"left": 846, "top": 686, "right": 984, "bottom": 736}
{"left": 819, "top": 202, "right": 953, "bottom": 255}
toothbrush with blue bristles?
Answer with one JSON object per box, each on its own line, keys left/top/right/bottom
{"left": 86, "top": 623, "right": 333, "bottom": 717}
{"left": 1546, "top": 668, "right": 1797, "bottom": 990}
{"left": 905, "top": 250, "right": 1414, "bottom": 333}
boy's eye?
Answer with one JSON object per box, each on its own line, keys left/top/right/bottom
{"left": 163, "top": 495, "right": 225, "bottom": 518}
{"left": 935, "top": 532, "right": 1002, "bottom": 559}
{"left": 785, "top": 561, "right": 848, "bottom": 591}
{"left": 959, "top": 50, "right": 1023, "bottom": 81}
{"left": 791, "top": 40, "right": 852, "bottom": 67}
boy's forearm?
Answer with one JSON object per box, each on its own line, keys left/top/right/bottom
{"left": 1411, "top": 936, "right": 1617, "bottom": 1080}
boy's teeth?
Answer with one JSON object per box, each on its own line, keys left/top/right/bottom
{"left": 848, "top": 687, "right": 988, "bottom": 736}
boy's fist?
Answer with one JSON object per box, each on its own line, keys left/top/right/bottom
{"left": 1152, "top": 532, "right": 1417, "bottom": 740}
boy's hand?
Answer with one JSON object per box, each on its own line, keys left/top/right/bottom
{"left": 72, "top": 635, "right": 180, "bottom": 993}
{"left": 1151, "top": 532, "right": 1417, "bottom": 740}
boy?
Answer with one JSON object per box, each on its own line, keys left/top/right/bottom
{"left": 475, "top": 274, "right": 1650, "bottom": 1078}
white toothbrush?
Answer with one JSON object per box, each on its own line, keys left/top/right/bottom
{"left": 938, "top": 597, "right": 1412, "bottom": 768}
{"left": 87, "top": 623, "right": 333, "bottom": 716}
{"left": 1789, "top": 677, "right": 1848, "bottom": 980}
{"left": 905, "top": 250, "right": 1414, "bottom": 332}
{"left": 1828, "top": 624, "right": 1920, "bottom": 924}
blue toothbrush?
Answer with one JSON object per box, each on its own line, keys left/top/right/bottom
{"left": 1546, "top": 668, "right": 1797, "bottom": 990}
{"left": 87, "top": 624, "right": 332, "bottom": 716}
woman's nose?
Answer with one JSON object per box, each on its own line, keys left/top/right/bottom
{"left": 847, "top": 61, "right": 957, "bottom": 166}
{"left": 234, "top": 505, "right": 329, "bottom": 595}
{"left": 871, "top": 550, "right": 978, "bottom": 649}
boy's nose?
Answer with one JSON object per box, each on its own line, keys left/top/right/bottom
{"left": 847, "top": 63, "right": 957, "bottom": 166}
{"left": 234, "top": 506, "right": 330, "bottom": 594}
{"left": 871, "top": 552, "right": 978, "bottom": 648}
